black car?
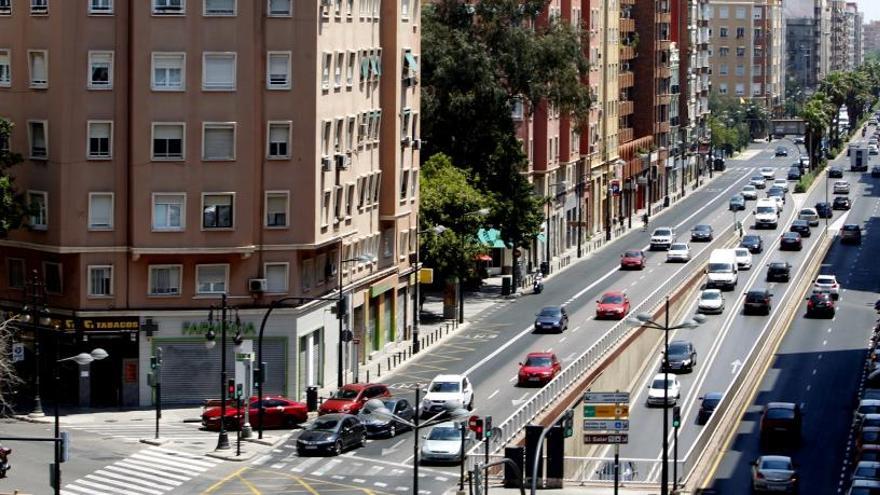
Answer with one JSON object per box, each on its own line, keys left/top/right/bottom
{"left": 741, "top": 235, "right": 764, "bottom": 254}
{"left": 828, "top": 166, "right": 844, "bottom": 178}
{"left": 690, "top": 224, "right": 714, "bottom": 242}
{"left": 815, "top": 201, "right": 833, "bottom": 218}
{"left": 872, "top": 166, "right": 880, "bottom": 178}
{"left": 767, "top": 186, "right": 786, "bottom": 203}
{"left": 787, "top": 168, "right": 802, "bottom": 180}
{"left": 296, "top": 414, "right": 366, "bottom": 456}
{"left": 664, "top": 340, "right": 697, "bottom": 373}
{"left": 775, "top": 146, "right": 788, "bottom": 157}
{"left": 833, "top": 196, "right": 852, "bottom": 210}
{"left": 760, "top": 402, "right": 802, "bottom": 444}
{"left": 534, "top": 306, "right": 568, "bottom": 333}
{"left": 766, "top": 261, "right": 792, "bottom": 282}
{"left": 780, "top": 232, "right": 802, "bottom": 251}
{"left": 744, "top": 289, "right": 773, "bottom": 315}
{"left": 697, "top": 392, "right": 723, "bottom": 425}
{"left": 357, "top": 397, "right": 414, "bottom": 438}
{"left": 841, "top": 224, "right": 863, "bottom": 245}
{"left": 806, "top": 292, "right": 836, "bottom": 318}
{"left": 789, "top": 219, "right": 811, "bottom": 237}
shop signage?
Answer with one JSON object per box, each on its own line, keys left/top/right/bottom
{"left": 369, "top": 275, "right": 397, "bottom": 297}
{"left": 63, "top": 316, "right": 140, "bottom": 332}
{"left": 182, "top": 320, "right": 257, "bottom": 337}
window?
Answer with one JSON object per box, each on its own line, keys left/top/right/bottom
{"left": 202, "top": 193, "right": 233, "bottom": 229}
{"left": 346, "top": 0, "right": 353, "bottom": 16}
{"left": 735, "top": 65, "right": 744, "bottom": 76}
{"left": 753, "top": 6, "right": 762, "bottom": 19}
{"left": 752, "top": 83, "right": 762, "bottom": 96}
{"left": 204, "top": 0, "right": 235, "bottom": 15}
{"left": 202, "top": 53, "right": 236, "bottom": 90}
{"left": 267, "top": 122, "right": 291, "bottom": 158}
{"left": 735, "top": 27, "right": 744, "bottom": 39}
{"left": 149, "top": 265, "right": 182, "bottom": 296}
{"left": 718, "top": 47, "right": 729, "bottom": 57}
{"left": 345, "top": 183, "right": 354, "bottom": 217}
{"left": 265, "top": 263, "right": 288, "bottom": 293}
{"left": 718, "top": 6, "right": 728, "bottom": 19}
{"left": 754, "top": 47, "right": 763, "bottom": 58}
{"left": 735, "top": 7, "right": 745, "bottom": 19}
{"left": 321, "top": 190, "right": 331, "bottom": 227}
{"left": 87, "top": 121, "right": 112, "bottom": 159}
{"left": 736, "top": 47, "right": 745, "bottom": 57}
{"left": 31, "top": 0, "right": 48, "bottom": 15}
{"left": 735, "top": 83, "right": 744, "bottom": 96}
{"left": 28, "top": 50, "right": 48, "bottom": 88}
{"left": 401, "top": 0, "right": 409, "bottom": 18}
{"left": 88, "top": 192, "right": 114, "bottom": 230}
{"left": 88, "top": 265, "right": 113, "bottom": 297}
{"left": 346, "top": 117, "right": 355, "bottom": 151}
{"left": 151, "top": 53, "right": 185, "bottom": 90}
{"left": 196, "top": 264, "right": 228, "bottom": 294}
{"left": 268, "top": 0, "right": 290, "bottom": 16}
{"left": 265, "top": 191, "right": 288, "bottom": 227}
{"left": 321, "top": 120, "right": 331, "bottom": 157}
{"left": 0, "top": 49, "right": 8, "bottom": 86}
{"left": 753, "top": 64, "right": 762, "bottom": 76}
{"left": 202, "top": 123, "right": 235, "bottom": 161}
{"left": 335, "top": 52, "right": 343, "bottom": 88}
{"left": 719, "top": 82, "right": 728, "bottom": 95}
{"left": 43, "top": 262, "right": 61, "bottom": 294}
{"left": 0, "top": 0, "right": 10, "bottom": 14}
{"left": 719, "top": 64, "right": 728, "bottom": 76}
{"left": 400, "top": 170, "right": 409, "bottom": 200}
{"left": 88, "top": 51, "right": 113, "bottom": 89}
{"left": 152, "top": 193, "right": 185, "bottom": 231}
{"left": 152, "top": 123, "right": 185, "bottom": 160}
{"left": 267, "top": 51, "right": 290, "bottom": 89}
{"left": 346, "top": 51, "right": 355, "bottom": 86}
{"left": 153, "top": 0, "right": 184, "bottom": 15}
{"left": 401, "top": 109, "right": 411, "bottom": 140}
{"left": 301, "top": 258, "right": 314, "bottom": 291}
{"left": 7, "top": 259, "right": 25, "bottom": 289}
{"left": 89, "top": 0, "right": 113, "bottom": 14}
{"left": 321, "top": 53, "right": 331, "bottom": 90}
{"left": 334, "top": 118, "right": 343, "bottom": 153}
{"left": 403, "top": 49, "right": 418, "bottom": 82}
{"left": 28, "top": 121, "right": 48, "bottom": 159}
{"left": 28, "top": 191, "right": 47, "bottom": 229}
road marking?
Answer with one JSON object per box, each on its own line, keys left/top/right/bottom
{"left": 509, "top": 376, "right": 517, "bottom": 382}
{"left": 488, "top": 390, "right": 500, "bottom": 400}
{"left": 828, "top": 327, "right": 833, "bottom": 333}
{"left": 558, "top": 337, "right": 567, "bottom": 343}
{"left": 572, "top": 326, "right": 581, "bottom": 333}
{"left": 813, "top": 369, "right": 818, "bottom": 375}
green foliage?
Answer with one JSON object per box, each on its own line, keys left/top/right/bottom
{"left": 708, "top": 94, "right": 770, "bottom": 152}
{"left": 0, "top": 118, "right": 27, "bottom": 237}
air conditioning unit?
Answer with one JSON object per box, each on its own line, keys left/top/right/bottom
{"left": 248, "top": 278, "right": 267, "bottom": 293}
{"left": 413, "top": 139, "right": 422, "bottom": 150}
{"left": 335, "top": 153, "right": 350, "bottom": 169}
{"left": 401, "top": 136, "right": 412, "bottom": 147}
{"left": 321, "top": 156, "right": 333, "bottom": 171}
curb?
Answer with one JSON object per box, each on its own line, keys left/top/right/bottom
{"left": 12, "top": 414, "right": 52, "bottom": 424}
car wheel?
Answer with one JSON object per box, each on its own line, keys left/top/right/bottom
{"left": 359, "top": 432, "right": 367, "bottom": 448}
{"left": 334, "top": 440, "right": 343, "bottom": 456}
{"left": 388, "top": 424, "right": 397, "bottom": 438}
{"left": 467, "top": 397, "right": 474, "bottom": 411}
{"left": 283, "top": 415, "right": 297, "bottom": 428}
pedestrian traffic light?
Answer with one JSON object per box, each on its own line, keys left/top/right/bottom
{"left": 254, "top": 362, "right": 268, "bottom": 385}
{"left": 560, "top": 409, "right": 574, "bottom": 438}
{"left": 468, "top": 415, "right": 484, "bottom": 441}
{"left": 484, "top": 416, "right": 493, "bottom": 439}
{"left": 227, "top": 379, "right": 236, "bottom": 399}
{"left": 236, "top": 383, "right": 243, "bottom": 399}
{"left": 672, "top": 405, "right": 681, "bottom": 428}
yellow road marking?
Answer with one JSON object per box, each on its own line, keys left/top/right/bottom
{"left": 293, "top": 476, "right": 322, "bottom": 495}
{"left": 203, "top": 466, "right": 251, "bottom": 494}
{"left": 238, "top": 472, "right": 263, "bottom": 495}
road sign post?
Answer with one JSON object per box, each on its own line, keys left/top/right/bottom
{"left": 582, "top": 391, "right": 630, "bottom": 494}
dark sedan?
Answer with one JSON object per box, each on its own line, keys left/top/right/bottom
{"left": 740, "top": 235, "right": 764, "bottom": 254}
{"left": 789, "top": 220, "right": 811, "bottom": 237}
{"left": 842, "top": 224, "right": 863, "bottom": 245}
{"left": 744, "top": 289, "right": 773, "bottom": 315}
{"left": 766, "top": 261, "right": 792, "bottom": 282}
{"left": 779, "top": 232, "right": 803, "bottom": 251}
{"left": 690, "top": 224, "right": 714, "bottom": 242}
{"left": 698, "top": 392, "right": 723, "bottom": 425}
{"left": 534, "top": 306, "right": 568, "bottom": 333}
{"left": 775, "top": 146, "right": 788, "bottom": 157}
{"left": 806, "top": 292, "right": 836, "bottom": 318}
{"left": 760, "top": 402, "right": 802, "bottom": 445}
{"left": 833, "top": 196, "right": 852, "bottom": 210}
{"left": 828, "top": 166, "right": 844, "bottom": 178}
{"left": 664, "top": 340, "right": 697, "bottom": 373}
{"left": 296, "top": 414, "right": 366, "bottom": 456}
{"left": 815, "top": 202, "right": 833, "bottom": 218}
{"left": 872, "top": 166, "right": 880, "bottom": 178}
{"left": 357, "top": 397, "right": 414, "bottom": 438}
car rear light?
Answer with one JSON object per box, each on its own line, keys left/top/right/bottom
{"left": 756, "top": 471, "right": 765, "bottom": 479}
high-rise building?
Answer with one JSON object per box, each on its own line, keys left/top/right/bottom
{"left": 864, "top": 20, "right": 880, "bottom": 55}
{"left": 785, "top": 0, "right": 832, "bottom": 90}
{"left": 831, "top": 1, "right": 863, "bottom": 71}
{"left": 0, "top": 0, "right": 420, "bottom": 407}
{"left": 848, "top": 2, "right": 864, "bottom": 67}
{"left": 675, "top": 0, "right": 711, "bottom": 190}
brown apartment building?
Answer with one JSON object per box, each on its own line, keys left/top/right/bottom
{"left": 0, "top": 0, "right": 419, "bottom": 408}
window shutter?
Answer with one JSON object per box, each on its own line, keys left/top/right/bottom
{"left": 205, "top": 55, "right": 235, "bottom": 88}
{"left": 269, "top": 0, "right": 290, "bottom": 15}
{"left": 31, "top": 123, "right": 46, "bottom": 149}
{"left": 267, "top": 194, "right": 287, "bottom": 225}
{"left": 91, "top": 52, "right": 112, "bottom": 66}
{"left": 90, "top": 195, "right": 112, "bottom": 227}
{"left": 269, "top": 54, "right": 288, "bottom": 83}
{"left": 266, "top": 265, "right": 287, "bottom": 292}
{"left": 204, "top": 126, "right": 233, "bottom": 159}
{"left": 269, "top": 125, "right": 288, "bottom": 144}
{"left": 155, "top": 125, "right": 182, "bottom": 140}
{"left": 31, "top": 52, "right": 47, "bottom": 82}
{"left": 90, "top": 122, "right": 111, "bottom": 140}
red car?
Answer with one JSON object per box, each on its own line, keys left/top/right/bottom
{"left": 620, "top": 250, "right": 647, "bottom": 270}
{"left": 596, "top": 291, "right": 631, "bottom": 319}
{"left": 318, "top": 383, "right": 391, "bottom": 415}
{"left": 517, "top": 352, "right": 561, "bottom": 386}
{"left": 202, "top": 395, "right": 307, "bottom": 431}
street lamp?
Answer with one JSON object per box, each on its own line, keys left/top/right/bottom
{"left": 413, "top": 225, "right": 447, "bottom": 353}
{"left": 627, "top": 300, "right": 706, "bottom": 495}
{"left": 337, "top": 254, "right": 377, "bottom": 388}
{"left": 545, "top": 184, "right": 567, "bottom": 270}
{"left": 21, "top": 270, "right": 51, "bottom": 417}
{"left": 455, "top": 208, "right": 490, "bottom": 323}
{"left": 204, "top": 294, "right": 243, "bottom": 451}
{"left": 364, "top": 395, "right": 469, "bottom": 495}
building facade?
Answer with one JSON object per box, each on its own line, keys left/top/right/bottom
{"left": 784, "top": 0, "right": 832, "bottom": 91}
{"left": 864, "top": 20, "right": 880, "bottom": 56}
{"left": 0, "top": 0, "right": 420, "bottom": 407}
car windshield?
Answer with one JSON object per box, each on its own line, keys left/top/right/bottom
{"left": 843, "top": 225, "right": 859, "bottom": 231}
{"left": 757, "top": 206, "right": 776, "bottom": 214}
{"left": 743, "top": 185, "right": 756, "bottom": 191}
{"left": 766, "top": 408, "right": 794, "bottom": 420}
{"left": 651, "top": 378, "right": 672, "bottom": 389}
{"left": 524, "top": 356, "right": 552, "bottom": 367}
{"left": 653, "top": 229, "right": 672, "bottom": 236}
{"left": 816, "top": 276, "right": 835, "bottom": 284}
{"left": 800, "top": 210, "right": 815, "bottom": 215}
{"left": 701, "top": 291, "right": 721, "bottom": 300}
{"left": 743, "top": 236, "right": 760, "bottom": 244}
{"left": 752, "top": 176, "right": 764, "bottom": 181}
{"left": 332, "top": 389, "right": 360, "bottom": 400}
{"left": 694, "top": 225, "right": 711, "bottom": 232}
{"left": 704, "top": 396, "right": 721, "bottom": 408}
{"left": 428, "top": 426, "right": 461, "bottom": 441}
{"left": 430, "top": 382, "right": 459, "bottom": 393}
{"left": 670, "top": 244, "right": 688, "bottom": 251}
{"left": 708, "top": 263, "right": 732, "bottom": 272}
{"left": 668, "top": 343, "right": 689, "bottom": 354}
{"left": 539, "top": 307, "right": 562, "bottom": 317}
{"left": 735, "top": 249, "right": 749, "bottom": 257}
{"left": 624, "top": 250, "right": 642, "bottom": 258}
{"left": 783, "top": 233, "right": 799, "bottom": 239}
{"left": 746, "top": 292, "right": 767, "bottom": 302}
{"left": 769, "top": 263, "right": 787, "bottom": 269}
{"left": 761, "top": 459, "right": 792, "bottom": 470}
{"left": 601, "top": 294, "right": 624, "bottom": 304}
{"left": 311, "top": 418, "right": 339, "bottom": 431}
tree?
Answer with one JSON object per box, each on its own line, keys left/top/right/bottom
{"left": 843, "top": 71, "right": 871, "bottom": 125}
{"left": 0, "top": 315, "right": 22, "bottom": 412}
{"left": 801, "top": 92, "right": 834, "bottom": 170}
{"left": 0, "top": 118, "right": 28, "bottom": 237}
{"left": 819, "top": 72, "right": 848, "bottom": 147}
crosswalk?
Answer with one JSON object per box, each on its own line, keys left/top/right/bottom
{"left": 65, "top": 421, "right": 211, "bottom": 443}
{"left": 61, "top": 446, "right": 221, "bottom": 495}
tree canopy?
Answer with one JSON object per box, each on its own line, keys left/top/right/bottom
{"left": 0, "top": 118, "right": 27, "bottom": 237}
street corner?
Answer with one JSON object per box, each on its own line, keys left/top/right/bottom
{"left": 201, "top": 466, "right": 392, "bottom": 495}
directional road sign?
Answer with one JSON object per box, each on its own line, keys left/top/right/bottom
{"left": 583, "top": 404, "right": 629, "bottom": 419}
{"left": 583, "top": 419, "right": 630, "bottom": 431}
{"left": 11, "top": 343, "right": 23, "bottom": 363}
{"left": 583, "top": 433, "right": 629, "bottom": 444}
{"left": 583, "top": 391, "right": 630, "bottom": 404}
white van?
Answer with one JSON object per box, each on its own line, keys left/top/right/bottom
{"left": 754, "top": 199, "right": 779, "bottom": 229}
{"left": 707, "top": 249, "right": 739, "bottom": 291}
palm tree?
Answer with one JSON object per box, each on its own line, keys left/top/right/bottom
{"left": 801, "top": 93, "right": 834, "bottom": 171}
{"left": 819, "top": 72, "right": 849, "bottom": 147}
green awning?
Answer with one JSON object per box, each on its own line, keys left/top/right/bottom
{"left": 478, "top": 228, "right": 507, "bottom": 249}
{"left": 404, "top": 52, "right": 419, "bottom": 72}
{"left": 360, "top": 57, "right": 370, "bottom": 80}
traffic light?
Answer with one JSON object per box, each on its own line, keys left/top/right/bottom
{"left": 484, "top": 416, "right": 493, "bottom": 439}
{"left": 236, "top": 383, "right": 243, "bottom": 399}
{"left": 560, "top": 409, "right": 574, "bottom": 438}
{"left": 672, "top": 405, "right": 681, "bottom": 428}
{"left": 468, "top": 415, "right": 484, "bottom": 441}
{"left": 254, "top": 362, "right": 268, "bottom": 385}
{"left": 227, "top": 379, "right": 236, "bottom": 400}
{"left": 150, "top": 356, "right": 159, "bottom": 370}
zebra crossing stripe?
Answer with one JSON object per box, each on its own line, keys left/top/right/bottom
{"left": 114, "top": 460, "right": 192, "bottom": 481}
{"left": 94, "top": 469, "right": 176, "bottom": 491}
{"left": 62, "top": 486, "right": 112, "bottom": 495}
{"left": 83, "top": 474, "right": 164, "bottom": 495}
{"left": 104, "top": 464, "right": 183, "bottom": 486}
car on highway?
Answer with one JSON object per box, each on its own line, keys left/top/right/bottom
{"left": 834, "top": 196, "right": 852, "bottom": 210}
{"left": 857, "top": 401, "right": 880, "bottom": 423}
{"left": 798, "top": 207, "right": 820, "bottom": 226}
{"left": 789, "top": 219, "right": 811, "bottom": 237}
{"left": 750, "top": 176, "right": 767, "bottom": 189}
{"left": 741, "top": 235, "right": 764, "bottom": 253}
{"left": 853, "top": 461, "right": 880, "bottom": 483}
{"left": 847, "top": 479, "right": 880, "bottom": 494}
{"left": 766, "top": 261, "right": 792, "bottom": 282}
{"left": 620, "top": 249, "right": 647, "bottom": 270}
{"left": 829, "top": 166, "right": 845, "bottom": 178}
{"left": 794, "top": 136, "right": 806, "bottom": 144}
{"left": 690, "top": 224, "right": 714, "bottom": 242}
{"left": 319, "top": 383, "right": 391, "bottom": 416}
{"left": 697, "top": 392, "right": 723, "bottom": 425}
{"left": 751, "top": 455, "right": 798, "bottom": 493}
{"left": 760, "top": 167, "right": 777, "bottom": 179}
{"left": 202, "top": 395, "right": 308, "bottom": 431}
{"left": 650, "top": 227, "right": 676, "bottom": 250}
{"left": 859, "top": 427, "right": 880, "bottom": 456}
{"left": 666, "top": 242, "right": 691, "bottom": 262}
{"left": 596, "top": 291, "right": 631, "bottom": 320}
{"left": 871, "top": 144, "right": 879, "bottom": 155}
{"left": 775, "top": 146, "right": 789, "bottom": 157}
{"left": 534, "top": 306, "right": 569, "bottom": 333}
{"left": 664, "top": 340, "right": 697, "bottom": 373}
{"left": 296, "top": 414, "right": 366, "bottom": 456}
{"left": 787, "top": 168, "right": 801, "bottom": 181}
{"left": 646, "top": 373, "right": 680, "bottom": 407}
{"left": 729, "top": 194, "right": 746, "bottom": 211}
{"left": 872, "top": 166, "right": 880, "bottom": 178}
{"left": 858, "top": 445, "right": 880, "bottom": 464}
{"left": 768, "top": 195, "right": 785, "bottom": 213}
{"left": 742, "top": 185, "right": 759, "bottom": 200}
{"left": 760, "top": 402, "right": 802, "bottom": 444}
{"left": 744, "top": 289, "right": 773, "bottom": 315}
{"left": 772, "top": 179, "right": 790, "bottom": 192}
{"left": 779, "top": 232, "right": 803, "bottom": 251}
{"left": 863, "top": 413, "right": 880, "bottom": 431}
{"left": 842, "top": 224, "right": 863, "bottom": 245}
{"left": 767, "top": 186, "right": 786, "bottom": 203}
{"left": 517, "top": 352, "right": 561, "bottom": 386}
{"left": 697, "top": 289, "right": 725, "bottom": 314}
{"left": 813, "top": 274, "right": 840, "bottom": 299}
{"left": 734, "top": 248, "right": 753, "bottom": 270}
{"left": 357, "top": 397, "right": 415, "bottom": 438}
{"left": 815, "top": 201, "right": 834, "bottom": 218}
{"left": 420, "top": 421, "right": 473, "bottom": 464}
{"left": 754, "top": 200, "right": 780, "bottom": 229}
{"left": 421, "top": 374, "right": 474, "bottom": 416}
{"left": 799, "top": 156, "right": 810, "bottom": 169}
{"left": 806, "top": 292, "right": 836, "bottom": 318}
{"left": 834, "top": 180, "right": 851, "bottom": 194}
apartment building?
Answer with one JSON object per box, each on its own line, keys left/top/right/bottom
{"left": 680, "top": 0, "right": 712, "bottom": 183}
{"left": 785, "top": 0, "right": 831, "bottom": 90}
{"left": 848, "top": 2, "right": 864, "bottom": 67}
{"left": 0, "top": 0, "right": 419, "bottom": 408}
{"left": 707, "top": 0, "right": 784, "bottom": 111}
{"left": 865, "top": 20, "right": 880, "bottom": 56}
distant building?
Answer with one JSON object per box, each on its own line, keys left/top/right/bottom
{"left": 865, "top": 20, "right": 880, "bottom": 55}
{"left": 784, "top": 0, "right": 831, "bottom": 90}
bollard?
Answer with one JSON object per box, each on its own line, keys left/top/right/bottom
{"left": 366, "top": 370, "right": 370, "bottom": 383}
{"left": 378, "top": 363, "right": 381, "bottom": 377}
{"left": 387, "top": 356, "right": 392, "bottom": 370}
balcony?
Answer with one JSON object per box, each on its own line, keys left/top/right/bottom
{"left": 620, "top": 18, "right": 635, "bottom": 32}
{"left": 619, "top": 101, "right": 634, "bottom": 116}
{"left": 620, "top": 45, "right": 635, "bottom": 60}
{"left": 657, "top": 66, "right": 671, "bottom": 79}
{"left": 618, "top": 127, "right": 634, "bottom": 144}
{"left": 655, "top": 121, "right": 670, "bottom": 134}
{"left": 656, "top": 40, "right": 671, "bottom": 52}
{"left": 619, "top": 71, "right": 634, "bottom": 88}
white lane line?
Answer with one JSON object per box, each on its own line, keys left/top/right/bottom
{"left": 823, "top": 340, "right": 828, "bottom": 346}
{"left": 563, "top": 352, "right": 577, "bottom": 361}
{"left": 558, "top": 337, "right": 567, "bottom": 343}
{"left": 509, "top": 376, "right": 517, "bottom": 383}
{"left": 813, "top": 369, "right": 818, "bottom": 375}
{"left": 572, "top": 326, "right": 581, "bottom": 333}
{"left": 487, "top": 390, "right": 500, "bottom": 400}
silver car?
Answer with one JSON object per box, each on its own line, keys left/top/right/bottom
{"left": 420, "top": 421, "right": 473, "bottom": 464}
{"left": 741, "top": 185, "right": 759, "bottom": 200}
{"left": 751, "top": 455, "right": 798, "bottom": 493}
{"left": 798, "top": 208, "right": 819, "bottom": 226}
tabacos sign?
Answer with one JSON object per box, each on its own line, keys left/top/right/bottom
{"left": 181, "top": 320, "right": 257, "bottom": 336}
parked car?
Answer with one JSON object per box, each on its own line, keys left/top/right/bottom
{"left": 741, "top": 235, "right": 764, "bottom": 253}
{"left": 664, "top": 340, "right": 697, "bottom": 372}
{"left": 690, "top": 224, "right": 714, "bottom": 242}
{"left": 858, "top": 444, "right": 880, "bottom": 463}
{"left": 834, "top": 180, "right": 851, "bottom": 194}
{"left": 744, "top": 289, "right": 773, "bottom": 315}
{"left": 734, "top": 248, "right": 753, "bottom": 270}
{"left": 666, "top": 242, "right": 691, "bottom": 262}
{"left": 729, "top": 194, "right": 746, "bottom": 211}
{"left": 741, "top": 185, "right": 759, "bottom": 200}
{"left": 358, "top": 397, "right": 415, "bottom": 438}
{"left": 620, "top": 249, "right": 647, "bottom": 270}
{"left": 815, "top": 201, "right": 834, "bottom": 218}
{"left": 813, "top": 274, "right": 840, "bottom": 299}
{"left": 766, "top": 261, "right": 792, "bottom": 282}
{"left": 780, "top": 232, "right": 803, "bottom": 251}
{"left": 798, "top": 207, "right": 820, "bottom": 226}
{"left": 806, "top": 292, "right": 836, "bottom": 318}
{"left": 420, "top": 421, "right": 473, "bottom": 464}
{"left": 760, "top": 402, "right": 802, "bottom": 444}
{"left": 534, "top": 306, "right": 569, "bottom": 333}
{"left": 855, "top": 460, "right": 880, "bottom": 482}
{"left": 828, "top": 166, "right": 844, "bottom": 178}
{"left": 775, "top": 146, "right": 789, "bottom": 157}
{"left": 296, "top": 414, "right": 366, "bottom": 456}
{"left": 872, "top": 165, "right": 880, "bottom": 178}
{"left": 697, "top": 392, "right": 723, "bottom": 425}
{"left": 750, "top": 176, "right": 767, "bottom": 189}
{"left": 596, "top": 291, "right": 631, "bottom": 320}
{"left": 697, "top": 289, "right": 725, "bottom": 314}
{"left": 517, "top": 352, "right": 561, "bottom": 386}
{"left": 646, "top": 373, "right": 680, "bottom": 407}
{"left": 859, "top": 426, "right": 880, "bottom": 455}
{"left": 842, "top": 224, "right": 863, "bottom": 244}
{"left": 848, "top": 479, "right": 880, "bottom": 494}
{"left": 751, "top": 455, "right": 798, "bottom": 493}
{"left": 789, "top": 220, "right": 811, "bottom": 237}
{"left": 834, "top": 196, "right": 852, "bottom": 210}
{"left": 794, "top": 136, "right": 805, "bottom": 144}
{"left": 319, "top": 383, "right": 391, "bottom": 416}
{"left": 421, "top": 374, "right": 474, "bottom": 416}
{"left": 202, "top": 395, "right": 308, "bottom": 431}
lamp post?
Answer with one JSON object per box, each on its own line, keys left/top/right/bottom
{"left": 22, "top": 269, "right": 51, "bottom": 417}
{"left": 364, "top": 396, "right": 469, "bottom": 495}
{"left": 413, "top": 225, "right": 447, "bottom": 352}
{"left": 627, "top": 301, "right": 706, "bottom": 495}
{"left": 576, "top": 177, "right": 586, "bottom": 258}
{"left": 544, "top": 185, "right": 566, "bottom": 271}
{"left": 336, "top": 254, "right": 378, "bottom": 388}
{"left": 204, "top": 294, "right": 243, "bottom": 451}
{"left": 456, "top": 208, "right": 490, "bottom": 323}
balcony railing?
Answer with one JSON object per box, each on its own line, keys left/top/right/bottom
{"left": 619, "top": 18, "right": 635, "bottom": 32}
{"left": 619, "top": 71, "right": 634, "bottom": 88}
{"left": 619, "top": 101, "right": 634, "bottom": 116}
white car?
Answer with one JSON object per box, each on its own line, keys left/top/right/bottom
{"left": 646, "top": 373, "right": 680, "bottom": 407}
{"left": 697, "top": 289, "right": 725, "bottom": 314}
{"left": 833, "top": 180, "right": 850, "bottom": 194}
{"left": 813, "top": 274, "right": 840, "bottom": 299}
{"left": 650, "top": 227, "right": 676, "bottom": 250}
{"left": 741, "top": 185, "right": 759, "bottom": 200}
{"left": 420, "top": 374, "right": 474, "bottom": 417}
{"left": 733, "top": 248, "right": 752, "bottom": 270}
{"left": 666, "top": 242, "right": 691, "bottom": 262}
{"left": 750, "top": 176, "right": 767, "bottom": 189}
{"left": 760, "top": 167, "right": 776, "bottom": 179}
{"left": 798, "top": 207, "right": 819, "bottom": 226}
{"left": 768, "top": 195, "right": 784, "bottom": 213}
{"left": 772, "top": 179, "right": 789, "bottom": 192}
